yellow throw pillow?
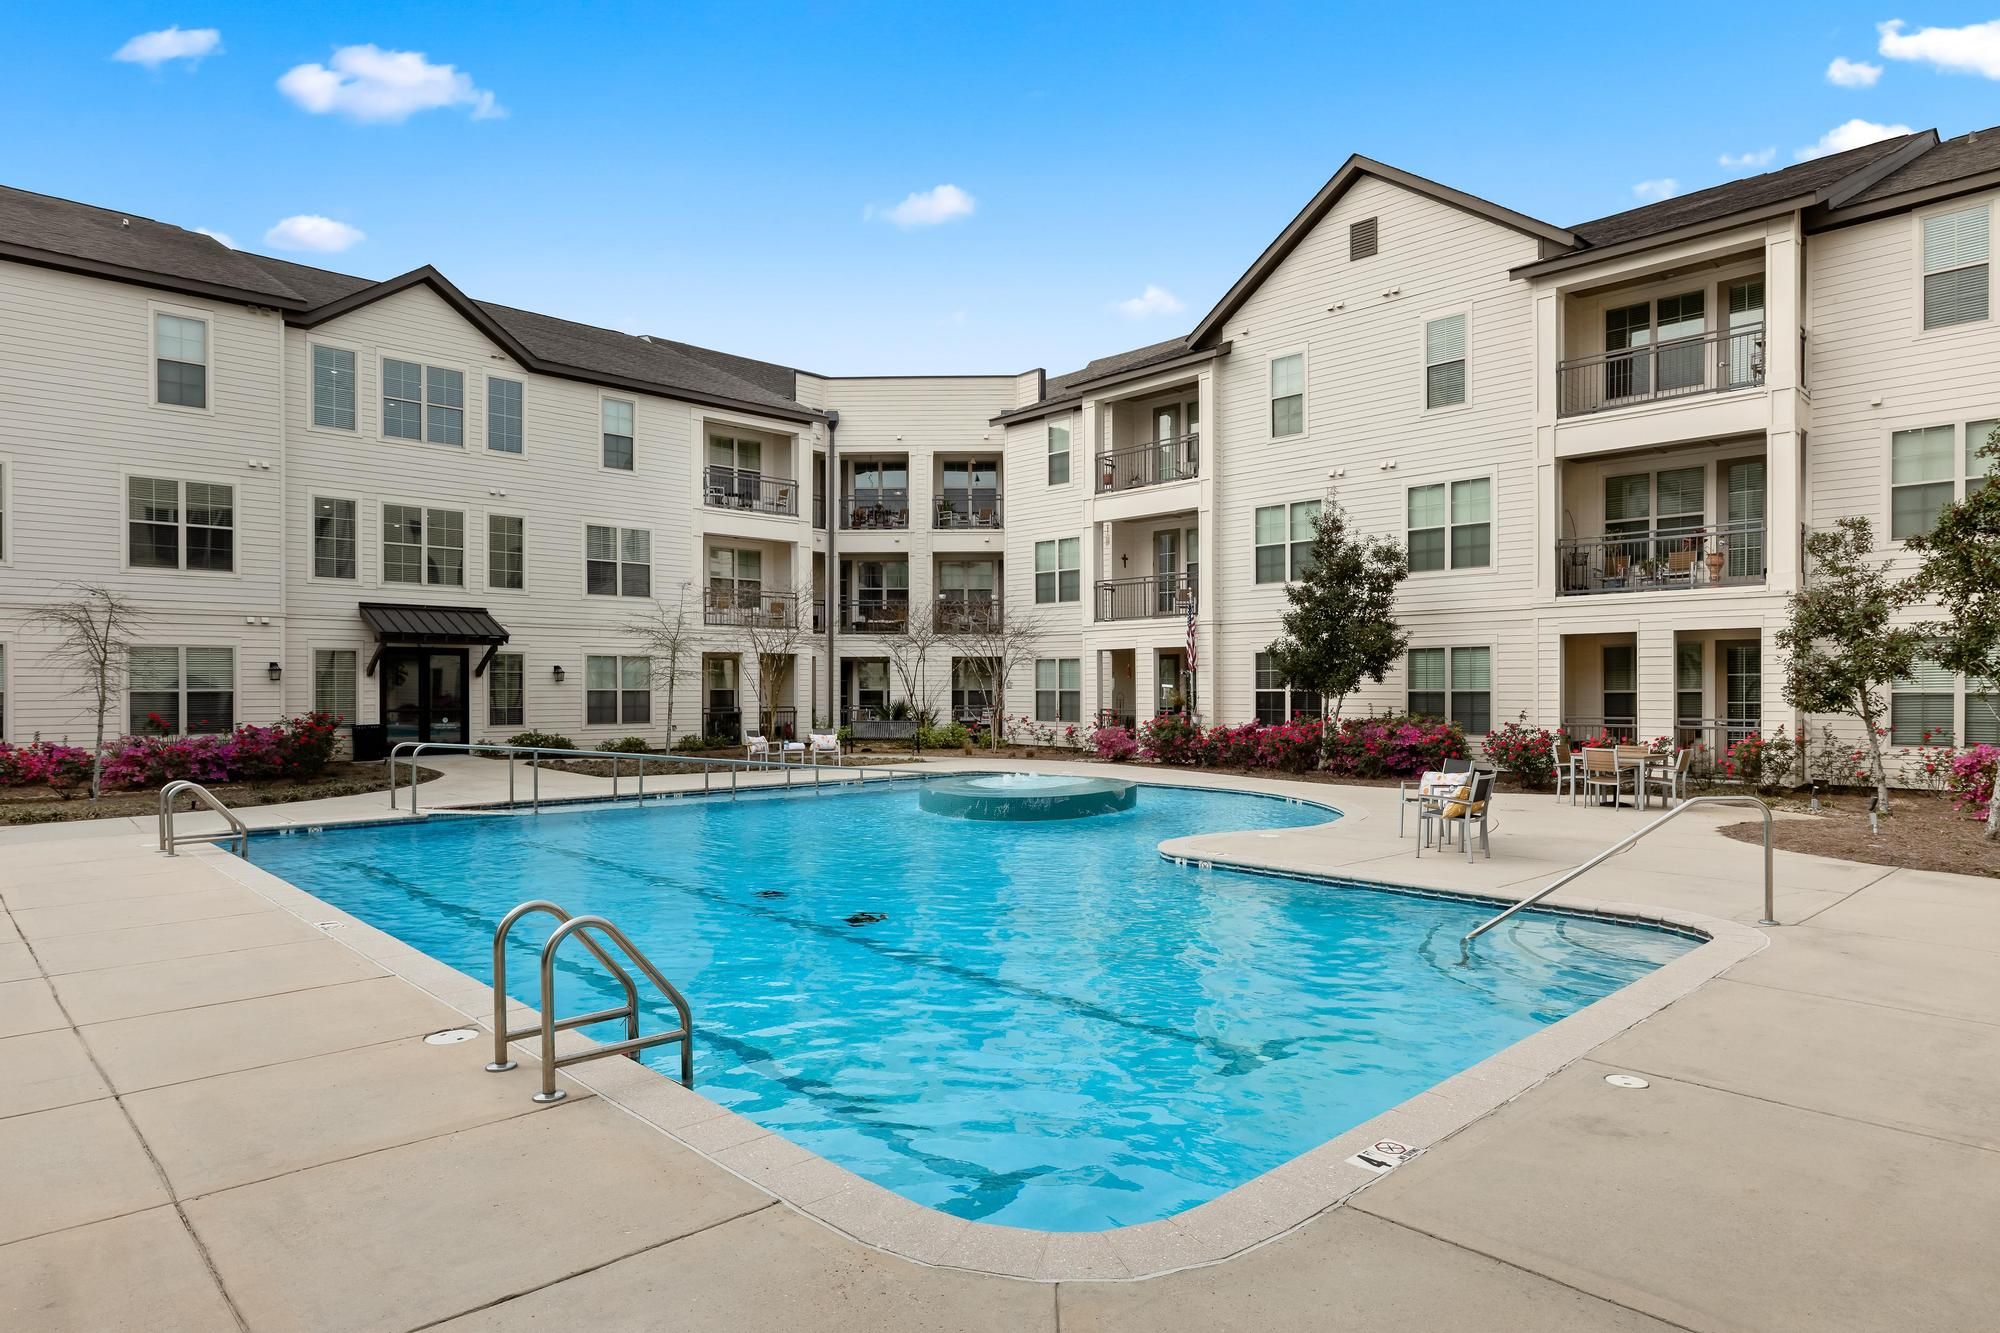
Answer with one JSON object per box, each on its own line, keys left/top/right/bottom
{"left": 1443, "top": 784, "right": 1473, "bottom": 819}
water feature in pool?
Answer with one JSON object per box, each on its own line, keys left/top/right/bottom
{"left": 251, "top": 780, "right": 1697, "bottom": 1231}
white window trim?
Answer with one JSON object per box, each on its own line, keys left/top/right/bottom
{"left": 307, "top": 493, "right": 363, "bottom": 585}
{"left": 118, "top": 468, "right": 239, "bottom": 577}
{"left": 1912, "top": 198, "right": 1994, "bottom": 339}
{"left": 486, "top": 650, "right": 528, "bottom": 731}
{"left": 376, "top": 349, "right": 469, "bottom": 448}
{"left": 1046, "top": 416, "right": 1073, "bottom": 487}
{"left": 1251, "top": 499, "right": 1320, "bottom": 586}
{"left": 1420, "top": 303, "right": 1474, "bottom": 414}
{"left": 126, "top": 643, "right": 238, "bottom": 737}
{"left": 599, "top": 394, "right": 638, "bottom": 474}
{"left": 147, "top": 300, "right": 215, "bottom": 417}
{"left": 1033, "top": 656, "right": 1083, "bottom": 723}
{"left": 307, "top": 337, "right": 363, "bottom": 435}
{"left": 0, "top": 450, "right": 14, "bottom": 568}
{"left": 1882, "top": 416, "right": 1999, "bottom": 547}
{"left": 1265, "top": 344, "right": 1309, "bottom": 442}
{"left": 484, "top": 373, "right": 528, "bottom": 457}
{"left": 1405, "top": 642, "right": 1496, "bottom": 735}
{"left": 580, "top": 651, "right": 654, "bottom": 728}
{"left": 485, "top": 511, "right": 529, "bottom": 594}
{"left": 1402, "top": 470, "right": 1498, "bottom": 578}
{"left": 378, "top": 498, "right": 469, "bottom": 589}
{"left": 580, "top": 519, "right": 653, "bottom": 598}
{"left": 309, "top": 643, "right": 364, "bottom": 729}
{"left": 1034, "top": 536, "right": 1081, "bottom": 604}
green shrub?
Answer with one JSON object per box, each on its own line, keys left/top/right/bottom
{"left": 596, "top": 736, "right": 655, "bottom": 753}
{"left": 670, "top": 734, "right": 730, "bottom": 753}
{"left": 915, "top": 722, "right": 970, "bottom": 750}
{"left": 504, "top": 730, "right": 575, "bottom": 751}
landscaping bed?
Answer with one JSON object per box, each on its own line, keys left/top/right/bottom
{"left": 0, "top": 761, "right": 443, "bottom": 825}
{"left": 1723, "top": 790, "right": 1998, "bottom": 879}
{"left": 538, "top": 752, "right": 918, "bottom": 780}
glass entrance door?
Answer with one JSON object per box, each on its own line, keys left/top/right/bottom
{"left": 379, "top": 648, "right": 468, "bottom": 745}
{"left": 1724, "top": 641, "right": 1761, "bottom": 744}
{"left": 1153, "top": 530, "right": 1181, "bottom": 614}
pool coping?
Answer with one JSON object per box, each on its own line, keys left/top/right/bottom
{"left": 196, "top": 782, "right": 1766, "bottom": 1285}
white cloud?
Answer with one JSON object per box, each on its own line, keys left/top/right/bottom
{"left": 1718, "top": 147, "right": 1778, "bottom": 171}
{"left": 866, "top": 184, "right": 976, "bottom": 227}
{"left": 1113, "top": 284, "right": 1185, "bottom": 318}
{"left": 264, "top": 215, "right": 365, "bottom": 253}
{"left": 1878, "top": 18, "right": 2000, "bottom": 79}
{"left": 278, "top": 45, "right": 504, "bottom": 123}
{"left": 113, "top": 26, "right": 221, "bottom": 69}
{"left": 1826, "top": 56, "right": 1883, "bottom": 88}
{"left": 193, "top": 227, "right": 236, "bottom": 249}
{"left": 1795, "top": 117, "right": 1914, "bottom": 160}
{"left": 1631, "top": 178, "right": 1679, "bottom": 202}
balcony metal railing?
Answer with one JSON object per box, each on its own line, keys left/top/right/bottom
{"left": 1096, "top": 572, "right": 1197, "bottom": 621}
{"left": 840, "top": 597, "right": 911, "bottom": 633}
{"left": 1560, "top": 716, "right": 1639, "bottom": 745}
{"left": 703, "top": 587, "right": 799, "bottom": 628}
{"left": 934, "top": 492, "right": 1003, "bottom": 529}
{"left": 1096, "top": 433, "right": 1199, "bottom": 494}
{"left": 1557, "top": 326, "right": 1765, "bottom": 418}
{"left": 703, "top": 465, "right": 800, "bottom": 516}
{"left": 1560, "top": 717, "right": 1759, "bottom": 779}
{"left": 840, "top": 489, "right": 910, "bottom": 530}
{"left": 701, "top": 705, "right": 797, "bottom": 741}
{"left": 1556, "top": 520, "right": 1765, "bottom": 596}
{"left": 932, "top": 596, "right": 1002, "bottom": 633}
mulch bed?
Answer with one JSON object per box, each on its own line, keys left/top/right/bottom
{"left": 1722, "top": 790, "right": 1998, "bottom": 879}
{"left": 0, "top": 762, "right": 443, "bottom": 826}
{"left": 538, "top": 753, "right": 918, "bottom": 780}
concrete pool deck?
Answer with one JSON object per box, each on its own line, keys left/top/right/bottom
{"left": 2, "top": 755, "right": 1996, "bottom": 1330}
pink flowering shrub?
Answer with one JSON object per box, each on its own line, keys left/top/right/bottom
{"left": 1137, "top": 714, "right": 1204, "bottom": 765}
{"left": 1322, "top": 715, "right": 1467, "bottom": 779}
{"left": 1947, "top": 745, "right": 1998, "bottom": 819}
{"left": 0, "top": 712, "right": 343, "bottom": 795}
{"left": 1091, "top": 724, "right": 1139, "bottom": 762}
{"left": 0, "top": 741, "right": 94, "bottom": 797}
{"left": 1193, "top": 719, "right": 1326, "bottom": 773}
{"left": 1481, "top": 721, "right": 1559, "bottom": 788}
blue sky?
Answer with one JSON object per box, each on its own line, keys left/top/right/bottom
{"left": 5, "top": 5, "right": 1998, "bottom": 375}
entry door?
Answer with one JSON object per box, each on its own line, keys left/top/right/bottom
{"left": 1157, "top": 650, "right": 1187, "bottom": 714}
{"left": 1724, "top": 459, "right": 1766, "bottom": 580}
{"left": 1723, "top": 642, "right": 1762, "bottom": 743}
{"left": 1153, "top": 530, "right": 1181, "bottom": 613}
{"left": 380, "top": 648, "right": 468, "bottom": 745}
{"left": 1153, "top": 404, "right": 1180, "bottom": 483}
{"left": 1726, "top": 279, "right": 1766, "bottom": 387}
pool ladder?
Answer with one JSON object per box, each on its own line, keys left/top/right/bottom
{"left": 486, "top": 901, "right": 695, "bottom": 1103}
{"left": 157, "top": 781, "right": 250, "bottom": 857}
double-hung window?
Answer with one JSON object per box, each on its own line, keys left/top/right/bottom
{"left": 1253, "top": 652, "right": 1321, "bottom": 723}
{"left": 1034, "top": 658, "right": 1081, "bottom": 722}
{"left": 1047, "top": 421, "right": 1071, "bottom": 484}
{"left": 487, "top": 377, "right": 523, "bottom": 453}
{"left": 312, "top": 344, "right": 356, "bottom": 429}
{"left": 313, "top": 497, "right": 356, "bottom": 579}
{"left": 382, "top": 360, "right": 463, "bottom": 444}
{"left": 1922, "top": 204, "right": 1989, "bottom": 330}
{"left": 130, "top": 646, "right": 234, "bottom": 735}
{"left": 488, "top": 515, "right": 524, "bottom": 590}
{"left": 1891, "top": 656, "right": 1957, "bottom": 745}
{"left": 586, "top": 525, "right": 651, "bottom": 597}
{"left": 312, "top": 649, "right": 356, "bottom": 726}
{"left": 154, "top": 313, "right": 208, "bottom": 408}
{"left": 489, "top": 653, "right": 525, "bottom": 727}
{"left": 1891, "top": 425, "right": 1957, "bottom": 539}
{"left": 128, "top": 477, "right": 233, "bottom": 572}
{"left": 586, "top": 655, "right": 650, "bottom": 725}
{"left": 1406, "top": 646, "right": 1490, "bottom": 734}
{"left": 602, "top": 399, "right": 635, "bottom": 470}
{"left": 707, "top": 546, "right": 762, "bottom": 610}
{"left": 1407, "top": 479, "right": 1490, "bottom": 572}
{"left": 382, "top": 505, "right": 464, "bottom": 586}
{"left": 1269, "top": 354, "right": 1304, "bottom": 437}
{"left": 1424, "top": 313, "right": 1467, "bottom": 408}
{"left": 1253, "top": 501, "right": 1318, "bottom": 582}
{"left": 1034, "top": 537, "right": 1079, "bottom": 603}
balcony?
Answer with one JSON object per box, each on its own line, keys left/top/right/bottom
{"left": 840, "top": 597, "right": 911, "bottom": 633}
{"left": 934, "top": 492, "right": 1003, "bottom": 529}
{"left": 1556, "top": 521, "right": 1765, "bottom": 596}
{"left": 703, "top": 465, "right": 800, "bottom": 517}
{"left": 1095, "top": 572, "right": 1197, "bottom": 622}
{"left": 840, "top": 489, "right": 910, "bottom": 531}
{"left": 704, "top": 588, "right": 799, "bottom": 628}
{"left": 1557, "top": 327, "right": 1764, "bottom": 418}
{"left": 1096, "top": 434, "right": 1199, "bottom": 494}
{"left": 932, "top": 596, "right": 1002, "bottom": 634}
{"left": 703, "top": 705, "right": 796, "bottom": 741}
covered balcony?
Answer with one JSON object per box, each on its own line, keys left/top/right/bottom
{"left": 1095, "top": 384, "right": 1200, "bottom": 494}
{"left": 703, "top": 428, "right": 800, "bottom": 516}
{"left": 838, "top": 555, "right": 909, "bottom": 633}
{"left": 933, "top": 456, "right": 1002, "bottom": 529}
{"left": 703, "top": 587, "right": 799, "bottom": 628}
{"left": 1096, "top": 514, "right": 1198, "bottom": 622}
{"left": 840, "top": 457, "right": 910, "bottom": 530}
{"left": 1555, "top": 441, "right": 1767, "bottom": 597}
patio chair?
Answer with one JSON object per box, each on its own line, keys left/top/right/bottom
{"left": 1614, "top": 744, "right": 1656, "bottom": 807}
{"left": 1418, "top": 769, "right": 1495, "bottom": 861}
{"left": 808, "top": 732, "right": 842, "bottom": 765}
{"left": 1579, "top": 747, "right": 1630, "bottom": 806}
{"left": 1553, "top": 736, "right": 1580, "bottom": 804}
{"left": 744, "top": 733, "right": 770, "bottom": 762}
{"left": 1398, "top": 755, "right": 1475, "bottom": 837}
{"left": 1646, "top": 747, "right": 1694, "bottom": 807}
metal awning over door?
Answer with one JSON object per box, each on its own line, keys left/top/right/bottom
{"left": 359, "top": 602, "right": 510, "bottom": 676}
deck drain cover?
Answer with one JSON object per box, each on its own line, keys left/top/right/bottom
{"left": 424, "top": 1028, "right": 480, "bottom": 1046}
{"left": 1604, "top": 1073, "right": 1650, "bottom": 1089}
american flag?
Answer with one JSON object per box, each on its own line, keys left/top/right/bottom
{"left": 1185, "top": 602, "right": 1198, "bottom": 674}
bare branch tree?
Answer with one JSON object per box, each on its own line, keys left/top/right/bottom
{"left": 29, "top": 584, "right": 146, "bottom": 800}
{"left": 883, "top": 612, "right": 948, "bottom": 736}
{"left": 626, "top": 582, "right": 701, "bottom": 743}
{"left": 944, "top": 606, "right": 1047, "bottom": 750}
{"left": 737, "top": 585, "right": 809, "bottom": 739}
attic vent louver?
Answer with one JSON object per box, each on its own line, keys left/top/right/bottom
{"left": 1349, "top": 217, "right": 1378, "bottom": 261}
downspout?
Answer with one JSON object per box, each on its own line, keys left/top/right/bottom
{"left": 823, "top": 410, "right": 840, "bottom": 729}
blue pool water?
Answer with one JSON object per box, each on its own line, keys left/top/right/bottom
{"left": 252, "top": 780, "right": 1696, "bottom": 1230}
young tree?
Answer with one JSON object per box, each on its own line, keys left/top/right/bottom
{"left": 1265, "top": 493, "right": 1411, "bottom": 735}
{"left": 1905, "top": 424, "right": 2000, "bottom": 837}
{"left": 29, "top": 584, "right": 146, "bottom": 801}
{"left": 944, "top": 607, "right": 1046, "bottom": 751}
{"left": 1777, "top": 516, "right": 1922, "bottom": 813}
{"left": 738, "top": 586, "right": 809, "bottom": 740}
{"left": 626, "top": 583, "right": 701, "bottom": 744}
{"left": 883, "top": 612, "right": 948, "bottom": 750}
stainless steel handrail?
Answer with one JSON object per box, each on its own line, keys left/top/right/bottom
{"left": 1460, "top": 795, "right": 1775, "bottom": 961}
{"left": 484, "top": 900, "right": 642, "bottom": 1075}
{"left": 385, "top": 739, "right": 913, "bottom": 814}
{"left": 157, "top": 780, "right": 250, "bottom": 857}
{"left": 529, "top": 913, "right": 694, "bottom": 1102}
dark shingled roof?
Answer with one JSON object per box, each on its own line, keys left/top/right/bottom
{"left": 651, "top": 339, "right": 798, "bottom": 401}
{"left": 1565, "top": 136, "right": 1922, "bottom": 248}
{"left": 989, "top": 336, "right": 1202, "bottom": 424}
{"left": 0, "top": 184, "right": 304, "bottom": 303}
{"left": 1848, "top": 125, "right": 2000, "bottom": 204}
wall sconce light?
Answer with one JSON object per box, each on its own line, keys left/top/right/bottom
{"left": 552, "top": 665, "right": 566, "bottom": 683}
{"left": 267, "top": 662, "right": 282, "bottom": 683}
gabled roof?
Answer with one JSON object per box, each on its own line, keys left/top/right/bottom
{"left": 1841, "top": 125, "right": 2000, "bottom": 208}
{"left": 989, "top": 337, "right": 1228, "bottom": 426}
{"left": 1188, "top": 156, "right": 1577, "bottom": 348}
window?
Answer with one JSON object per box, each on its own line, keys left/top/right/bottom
{"left": 1970, "top": 677, "right": 2000, "bottom": 746}
{"left": 488, "top": 515, "right": 524, "bottom": 590}
{"left": 488, "top": 377, "right": 523, "bottom": 453}
{"left": 382, "top": 505, "right": 464, "bottom": 586}
{"left": 154, "top": 313, "right": 207, "bottom": 408}
{"left": 1253, "top": 652, "right": 1321, "bottom": 723}
{"left": 1349, "top": 217, "right": 1378, "bottom": 261}
{"left": 1269, "top": 354, "right": 1304, "bottom": 437}
{"left": 1407, "top": 478, "right": 1489, "bottom": 572}
{"left": 1254, "top": 501, "right": 1319, "bottom": 582}
{"left": 1047, "top": 421, "right": 1071, "bottom": 484}
{"left": 312, "top": 344, "right": 356, "bottom": 430}
{"left": 586, "top": 655, "right": 650, "bottom": 725}
{"left": 489, "top": 653, "right": 524, "bottom": 728}
{"left": 602, "top": 399, "right": 635, "bottom": 470}
{"left": 1892, "top": 656, "right": 1956, "bottom": 745}
{"left": 382, "top": 360, "right": 463, "bottom": 444}
{"left": 312, "top": 649, "right": 356, "bottom": 726}
{"left": 1972, "top": 418, "right": 1998, "bottom": 493}
{"left": 1406, "top": 646, "right": 1490, "bottom": 733}
{"left": 1676, "top": 641, "right": 1705, "bottom": 727}
{"left": 1923, "top": 204, "right": 1989, "bottom": 330}
{"left": 1424, "top": 313, "right": 1467, "bottom": 408}
{"left": 1603, "top": 644, "right": 1637, "bottom": 731}
{"left": 313, "top": 497, "right": 356, "bottom": 579}
{"left": 128, "top": 477, "right": 232, "bottom": 572}
{"left": 952, "top": 658, "right": 997, "bottom": 719}
{"left": 1034, "top": 537, "right": 1079, "bottom": 603}
{"left": 130, "top": 646, "right": 233, "bottom": 735}
{"left": 587, "top": 525, "right": 651, "bottom": 597}
{"left": 1891, "top": 425, "right": 1956, "bottom": 539}
{"left": 708, "top": 546, "right": 762, "bottom": 609}
{"left": 1034, "top": 658, "right": 1081, "bottom": 723}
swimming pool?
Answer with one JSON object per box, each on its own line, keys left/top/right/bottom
{"left": 252, "top": 779, "right": 1697, "bottom": 1231}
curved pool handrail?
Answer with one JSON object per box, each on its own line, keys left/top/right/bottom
{"left": 484, "top": 900, "right": 641, "bottom": 1075}
{"left": 157, "top": 780, "right": 250, "bottom": 858}
{"left": 530, "top": 913, "right": 695, "bottom": 1102}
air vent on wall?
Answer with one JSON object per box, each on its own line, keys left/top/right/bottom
{"left": 1350, "top": 217, "right": 1378, "bottom": 261}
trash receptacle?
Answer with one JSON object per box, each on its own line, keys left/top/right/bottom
{"left": 351, "top": 724, "right": 388, "bottom": 762}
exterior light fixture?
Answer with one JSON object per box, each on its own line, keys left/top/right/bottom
{"left": 267, "top": 662, "right": 282, "bottom": 682}
{"left": 552, "top": 664, "right": 566, "bottom": 683}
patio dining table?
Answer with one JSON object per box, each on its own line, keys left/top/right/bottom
{"left": 1580, "top": 747, "right": 1670, "bottom": 809}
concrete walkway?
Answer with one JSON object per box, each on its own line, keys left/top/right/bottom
{"left": 1, "top": 756, "right": 1994, "bottom": 1331}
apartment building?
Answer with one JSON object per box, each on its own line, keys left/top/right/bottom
{"left": 1, "top": 122, "right": 1995, "bottom": 759}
